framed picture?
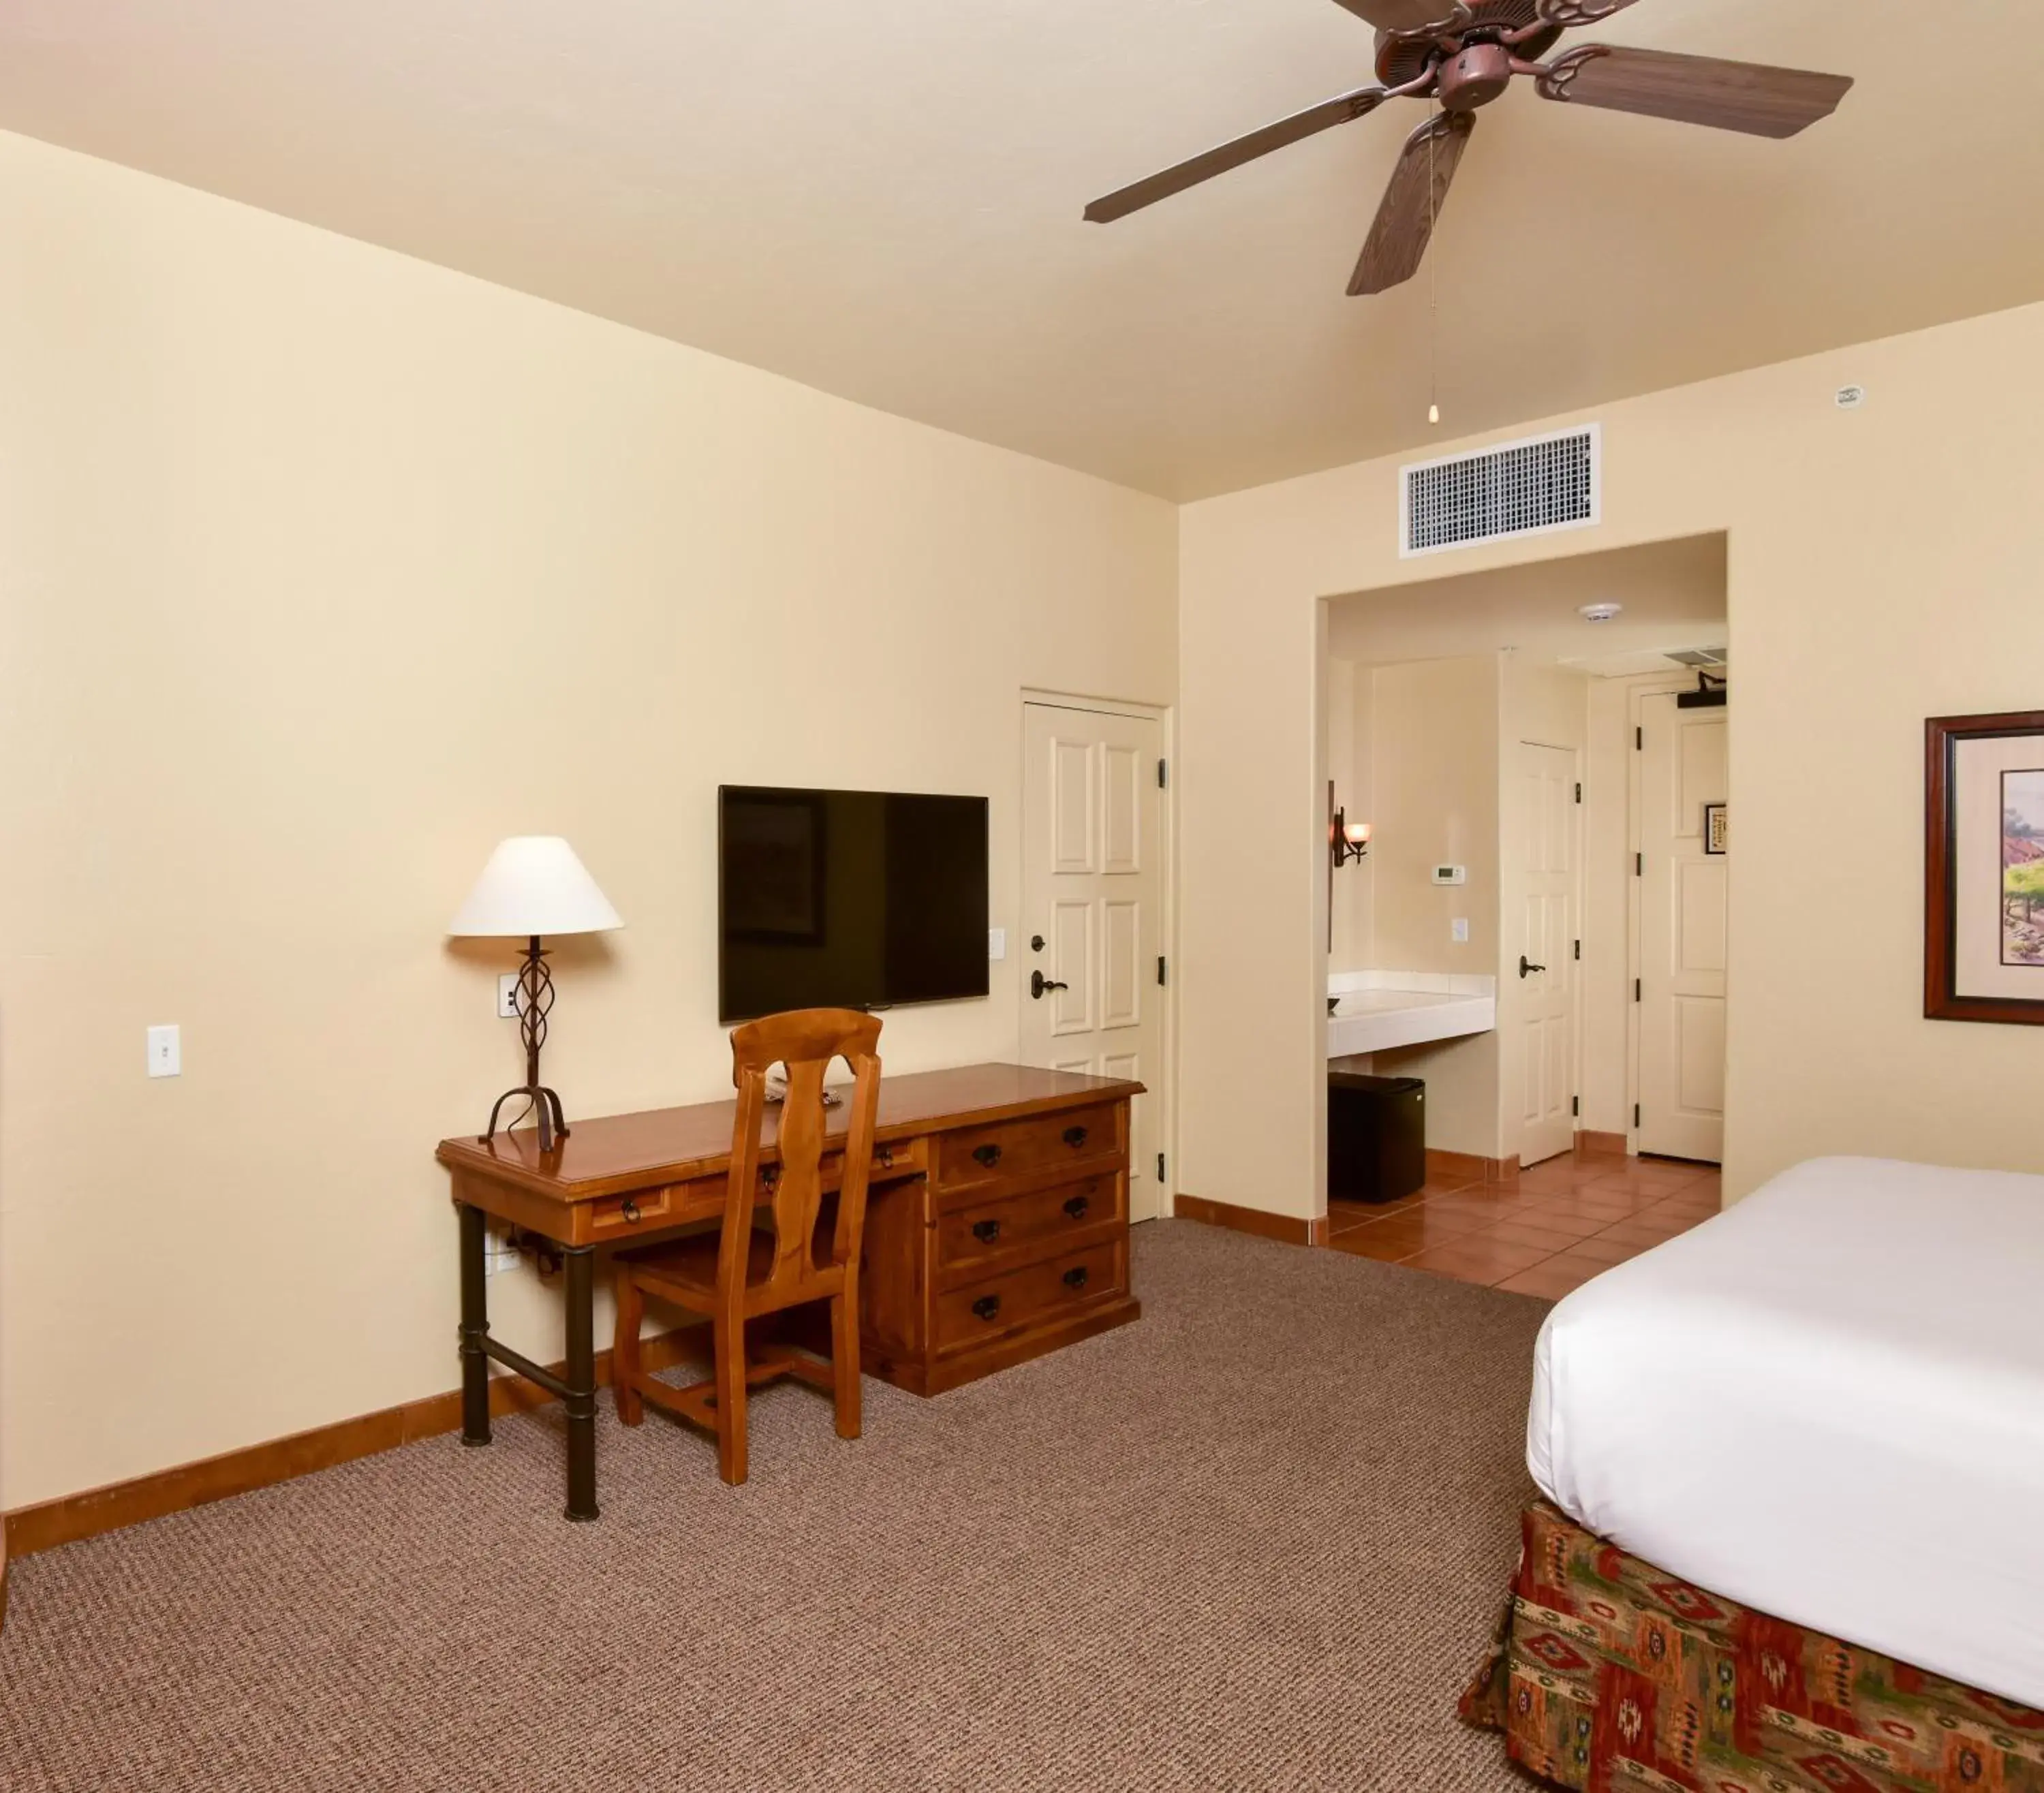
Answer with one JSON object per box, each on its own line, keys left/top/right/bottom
{"left": 1925, "top": 711, "right": 2044, "bottom": 1024}
{"left": 1703, "top": 803, "right": 1728, "bottom": 855}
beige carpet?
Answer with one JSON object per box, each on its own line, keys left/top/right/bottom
{"left": 0, "top": 1221, "right": 1547, "bottom": 1792}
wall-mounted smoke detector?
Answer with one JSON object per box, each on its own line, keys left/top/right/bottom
{"left": 1579, "top": 603, "right": 1624, "bottom": 624}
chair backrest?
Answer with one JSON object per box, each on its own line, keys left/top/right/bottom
{"left": 720, "top": 1008, "right": 883, "bottom": 1307}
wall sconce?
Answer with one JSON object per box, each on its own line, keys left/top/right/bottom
{"left": 1331, "top": 807, "right": 1371, "bottom": 869}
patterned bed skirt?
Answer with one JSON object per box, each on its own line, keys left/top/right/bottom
{"left": 1459, "top": 1502, "right": 2044, "bottom": 1793}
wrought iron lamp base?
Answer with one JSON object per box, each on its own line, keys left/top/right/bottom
{"left": 480, "top": 1083, "right": 570, "bottom": 1154}
{"left": 478, "top": 934, "right": 572, "bottom": 1153}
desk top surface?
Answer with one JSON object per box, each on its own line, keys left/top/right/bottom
{"left": 435, "top": 1061, "right": 1143, "bottom": 1200}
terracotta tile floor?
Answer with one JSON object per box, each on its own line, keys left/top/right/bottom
{"left": 1326, "top": 1149, "right": 1721, "bottom": 1299}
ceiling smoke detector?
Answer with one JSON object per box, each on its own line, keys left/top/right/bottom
{"left": 1579, "top": 603, "right": 1624, "bottom": 623}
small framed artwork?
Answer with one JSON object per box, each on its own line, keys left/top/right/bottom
{"left": 1703, "top": 803, "right": 1728, "bottom": 855}
{"left": 1925, "top": 711, "right": 2044, "bottom": 1024}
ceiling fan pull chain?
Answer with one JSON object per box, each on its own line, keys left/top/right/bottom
{"left": 1427, "top": 96, "right": 1441, "bottom": 428}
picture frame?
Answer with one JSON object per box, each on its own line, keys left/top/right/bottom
{"left": 1703, "top": 803, "right": 1727, "bottom": 855}
{"left": 1925, "top": 711, "right": 2044, "bottom": 1025}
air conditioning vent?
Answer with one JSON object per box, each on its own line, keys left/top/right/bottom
{"left": 1401, "top": 424, "right": 1600, "bottom": 558}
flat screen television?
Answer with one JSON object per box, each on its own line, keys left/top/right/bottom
{"left": 718, "top": 785, "right": 989, "bottom": 1023}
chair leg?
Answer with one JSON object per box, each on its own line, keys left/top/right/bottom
{"left": 831, "top": 1290, "right": 862, "bottom": 1441}
{"left": 613, "top": 1270, "right": 645, "bottom": 1427}
{"left": 713, "top": 1310, "right": 749, "bottom": 1485}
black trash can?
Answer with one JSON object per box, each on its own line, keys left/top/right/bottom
{"left": 1329, "top": 1072, "right": 1426, "bottom": 1205}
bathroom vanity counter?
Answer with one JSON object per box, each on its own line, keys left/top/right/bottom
{"left": 1326, "top": 972, "right": 1496, "bottom": 1058}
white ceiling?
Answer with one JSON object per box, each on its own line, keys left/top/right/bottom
{"left": 1327, "top": 532, "right": 1725, "bottom": 672}
{"left": 4, "top": 1, "right": 2041, "bottom": 500}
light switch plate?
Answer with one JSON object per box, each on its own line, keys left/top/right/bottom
{"left": 497, "top": 973, "right": 521, "bottom": 1019}
{"left": 988, "top": 928, "right": 1006, "bottom": 961}
{"left": 1451, "top": 918, "right": 1470, "bottom": 944}
{"left": 146, "top": 1024, "right": 181, "bottom": 1078}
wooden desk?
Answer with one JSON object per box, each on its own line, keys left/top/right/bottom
{"left": 436, "top": 1063, "right": 1143, "bottom": 1520}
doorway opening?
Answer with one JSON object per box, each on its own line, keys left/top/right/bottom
{"left": 1316, "top": 533, "right": 1729, "bottom": 1293}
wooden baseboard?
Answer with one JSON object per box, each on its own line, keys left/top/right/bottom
{"left": 1573, "top": 1129, "right": 1628, "bottom": 1159}
{"left": 1174, "top": 1193, "right": 1327, "bottom": 1248}
{"left": 3, "top": 1324, "right": 707, "bottom": 1559}
{"left": 1425, "top": 1149, "right": 1520, "bottom": 1187}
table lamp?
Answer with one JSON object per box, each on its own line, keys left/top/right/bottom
{"left": 450, "top": 836, "right": 623, "bottom": 1153}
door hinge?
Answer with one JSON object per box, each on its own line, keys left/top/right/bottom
{"left": 1573, "top": 939, "right": 1581, "bottom": 961}
{"left": 1634, "top": 978, "right": 1642, "bottom": 1003}
{"left": 1156, "top": 955, "right": 1167, "bottom": 987}
{"left": 1156, "top": 1152, "right": 1166, "bottom": 1183}
{"left": 1635, "top": 852, "right": 1643, "bottom": 877}
{"left": 1635, "top": 726, "right": 1643, "bottom": 751}
{"left": 1633, "top": 1102, "right": 1642, "bottom": 1129}
{"left": 1574, "top": 781, "right": 1582, "bottom": 804}
{"left": 1157, "top": 758, "right": 1168, "bottom": 790}
{"left": 1570, "top": 1095, "right": 1579, "bottom": 1118}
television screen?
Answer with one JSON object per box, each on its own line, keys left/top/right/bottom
{"left": 718, "top": 785, "right": 989, "bottom": 1023}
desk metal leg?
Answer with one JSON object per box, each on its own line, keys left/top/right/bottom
{"left": 562, "top": 1244, "right": 600, "bottom": 1523}
{"left": 458, "top": 1202, "right": 492, "bottom": 1448}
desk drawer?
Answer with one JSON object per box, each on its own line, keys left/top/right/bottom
{"left": 933, "top": 1236, "right": 1126, "bottom": 1356}
{"left": 936, "top": 1172, "right": 1121, "bottom": 1276}
{"left": 935, "top": 1105, "right": 1119, "bottom": 1190}
{"left": 588, "top": 1184, "right": 681, "bottom": 1237}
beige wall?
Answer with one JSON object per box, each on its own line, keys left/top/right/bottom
{"left": 1181, "top": 298, "right": 2044, "bottom": 1222}
{"left": 0, "top": 133, "right": 1177, "bottom": 1509}
{"left": 1349, "top": 656, "right": 1503, "bottom": 1157}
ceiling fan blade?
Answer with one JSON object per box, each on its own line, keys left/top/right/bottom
{"left": 1348, "top": 109, "right": 1474, "bottom": 297}
{"left": 1536, "top": 45, "right": 1853, "bottom": 138}
{"left": 1329, "top": 0, "right": 1463, "bottom": 32}
{"left": 1085, "top": 86, "right": 1392, "bottom": 223}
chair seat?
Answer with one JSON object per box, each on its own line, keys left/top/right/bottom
{"left": 621, "top": 1213, "right": 838, "bottom": 1309}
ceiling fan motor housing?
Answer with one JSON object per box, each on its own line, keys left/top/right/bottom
{"left": 1373, "top": 2, "right": 1562, "bottom": 94}
{"left": 1438, "top": 41, "right": 1515, "bottom": 110}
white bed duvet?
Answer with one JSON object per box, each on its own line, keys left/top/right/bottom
{"left": 1528, "top": 1155, "right": 2044, "bottom": 1710}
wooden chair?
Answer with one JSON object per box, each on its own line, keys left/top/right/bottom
{"left": 611, "top": 1008, "right": 882, "bottom": 1484}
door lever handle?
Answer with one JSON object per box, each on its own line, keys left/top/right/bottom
{"left": 1519, "top": 955, "right": 1547, "bottom": 979}
{"left": 1030, "top": 969, "right": 1069, "bottom": 999}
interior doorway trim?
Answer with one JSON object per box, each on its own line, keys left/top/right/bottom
{"left": 1019, "top": 688, "right": 1177, "bottom": 1219}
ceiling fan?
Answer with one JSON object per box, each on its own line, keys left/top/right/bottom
{"left": 1084, "top": 0, "right": 1855, "bottom": 296}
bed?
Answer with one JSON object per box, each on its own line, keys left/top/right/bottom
{"left": 1463, "top": 1156, "right": 2044, "bottom": 1792}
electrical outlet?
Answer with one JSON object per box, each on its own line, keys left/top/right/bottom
{"left": 497, "top": 973, "right": 521, "bottom": 1019}
{"left": 146, "top": 1024, "right": 181, "bottom": 1078}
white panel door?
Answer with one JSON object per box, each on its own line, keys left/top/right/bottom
{"left": 1515, "top": 741, "right": 1579, "bottom": 1168}
{"left": 1021, "top": 703, "right": 1164, "bottom": 1222}
{"left": 1637, "top": 694, "right": 1727, "bottom": 1163}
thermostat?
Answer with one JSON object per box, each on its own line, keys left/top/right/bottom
{"left": 1431, "top": 864, "right": 1467, "bottom": 886}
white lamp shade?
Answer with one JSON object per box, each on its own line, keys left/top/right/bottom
{"left": 448, "top": 837, "right": 623, "bottom": 939}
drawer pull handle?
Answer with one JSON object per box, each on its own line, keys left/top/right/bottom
{"left": 1063, "top": 1266, "right": 1090, "bottom": 1291}
{"left": 1063, "top": 1125, "right": 1089, "bottom": 1149}
{"left": 972, "top": 1219, "right": 1002, "bottom": 1243}
{"left": 876, "top": 1145, "right": 893, "bottom": 1169}
{"left": 621, "top": 1197, "right": 640, "bottom": 1224}
{"left": 971, "top": 1295, "right": 1002, "bottom": 1322}
{"left": 1063, "top": 1195, "right": 1091, "bottom": 1220}
{"left": 760, "top": 1164, "right": 781, "bottom": 1190}
{"left": 972, "top": 1144, "right": 1003, "bottom": 1169}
